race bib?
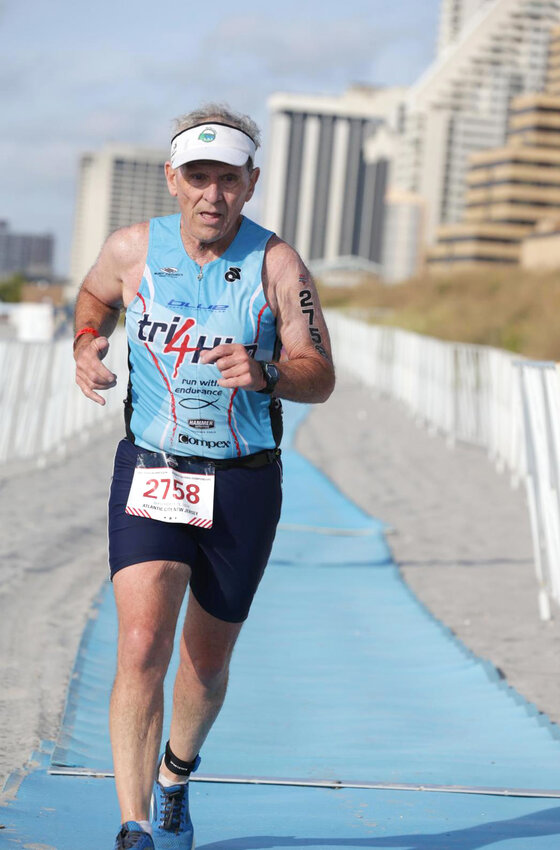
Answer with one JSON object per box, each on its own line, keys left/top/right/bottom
{"left": 126, "top": 464, "right": 215, "bottom": 527}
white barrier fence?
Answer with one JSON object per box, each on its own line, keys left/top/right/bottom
{"left": 325, "top": 311, "right": 560, "bottom": 619}
{"left": 326, "top": 312, "right": 525, "bottom": 476}
{"left": 0, "top": 327, "right": 128, "bottom": 471}
{"left": 517, "top": 361, "right": 560, "bottom": 620}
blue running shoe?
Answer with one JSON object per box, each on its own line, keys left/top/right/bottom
{"left": 114, "top": 822, "right": 155, "bottom": 849}
{"left": 151, "top": 756, "right": 201, "bottom": 849}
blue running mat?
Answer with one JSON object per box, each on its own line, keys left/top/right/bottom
{"left": 5, "top": 745, "right": 560, "bottom": 850}
{"left": 48, "top": 404, "right": 560, "bottom": 790}
{"left": 3, "top": 401, "right": 560, "bottom": 849}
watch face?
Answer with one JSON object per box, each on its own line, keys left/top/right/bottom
{"left": 266, "top": 363, "right": 279, "bottom": 381}
{"left": 260, "top": 361, "right": 279, "bottom": 394}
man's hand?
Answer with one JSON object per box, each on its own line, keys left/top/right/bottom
{"left": 199, "top": 343, "right": 267, "bottom": 392}
{"left": 74, "top": 336, "right": 118, "bottom": 405}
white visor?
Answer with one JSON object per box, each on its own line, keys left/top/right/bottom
{"left": 170, "top": 123, "right": 257, "bottom": 168}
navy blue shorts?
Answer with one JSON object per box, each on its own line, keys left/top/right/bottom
{"left": 108, "top": 439, "right": 282, "bottom": 622}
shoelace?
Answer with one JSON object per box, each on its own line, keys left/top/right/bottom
{"left": 161, "top": 786, "right": 186, "bottom": 832}
{"left": 117, "top": 825, "right": 150, "bottom": 848}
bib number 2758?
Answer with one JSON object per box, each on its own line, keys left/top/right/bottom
{"left": 126, "top": 466, "right": 215, "bottom": 527}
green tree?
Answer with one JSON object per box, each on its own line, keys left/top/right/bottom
{"left": 0, "top": 273, "right": 26, "bottom": 302}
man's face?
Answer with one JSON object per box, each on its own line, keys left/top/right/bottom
{"left": 166, "top": 160, "right": 260, "bottom": 247}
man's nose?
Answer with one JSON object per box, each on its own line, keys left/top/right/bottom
{"left": 203, "top": 180, "right": 222, "bottom": 203}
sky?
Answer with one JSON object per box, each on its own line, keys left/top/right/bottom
{"left": 1, "top": 0, "right": 441, "bottom": 275}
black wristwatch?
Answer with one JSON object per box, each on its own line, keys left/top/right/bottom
{"left": 257, "top": 361, "right": 280, "bottom": 395}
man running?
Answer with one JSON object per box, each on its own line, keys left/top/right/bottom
{"left": 73, "top": 103, "right": 335, "bottom": 850}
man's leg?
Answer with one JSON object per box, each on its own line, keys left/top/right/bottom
{"left": 110, "top": 559, "right": 190, "bottom": 824}
{"left": 160, "top": 591, "right": 244, "bottom": 778}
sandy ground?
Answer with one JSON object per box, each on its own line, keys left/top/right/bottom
{"left": 0, "top": 428, "right": 117, "bottom": 793}
{"left": 1, "top": 373, "right": 560, "bottom": 794}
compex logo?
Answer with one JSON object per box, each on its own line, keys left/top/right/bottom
{"left": 199, "top": 128, "right": 216, "bottom": 143}
{"left": 179, "top": 434, "right": 230, "bottom": 449}
{"left": 225, "top": 266, "right": 241, "bottom": 283}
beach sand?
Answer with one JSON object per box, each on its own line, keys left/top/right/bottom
{"left": 0, "top": 429, "right": 116, "bottom": 792}
{"left": 1, "top": 374, "right": 559, "bottom": 792}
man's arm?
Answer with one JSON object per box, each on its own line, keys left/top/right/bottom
{"left": 74, "top": 223, "right": 147, "bottom": 405}
{"left": 200, "top": 237, "right": 335, "bottom": 404}
{"left": 262, "top": 238, "right": 334, "bottom": 402}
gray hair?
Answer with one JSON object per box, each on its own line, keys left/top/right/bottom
{"left": 172, "top": 103, "right": 261, "bottom": 171}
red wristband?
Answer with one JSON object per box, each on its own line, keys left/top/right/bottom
{"left": 73, "top": 327, "right": 100, "bottom": 349}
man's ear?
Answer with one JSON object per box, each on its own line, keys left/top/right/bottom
{"left": 165, "top": 161, "right": 178, "bottom": 197}
{"left": 245, "top": 166, "right": 260, "bottom": 202}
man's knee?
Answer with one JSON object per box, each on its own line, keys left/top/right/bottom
{"left": 117, "top": 624, "right": 175, "bottom": 679}
{"left": 179, "top": 643, "right": 232, "bottom": 691}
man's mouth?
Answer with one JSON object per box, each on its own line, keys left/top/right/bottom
{"left": 200, "top": 211, "right": 222, "bottom": 223}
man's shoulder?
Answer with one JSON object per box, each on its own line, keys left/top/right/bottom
{"left": 103, "top": 222, "right": 150, "bottom": 268}
{"left": 261, "top": 237, "right": 307, "bottom": 315}
{"left": 264, "top": 235, "right": 303, "bottom": 279}
{"left": 106, "top": 221, "right": 149, "bottom": 252}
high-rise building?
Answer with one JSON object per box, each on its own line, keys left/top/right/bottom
{"left": 262, "top": 85, "right": 407, "bottom": 270}
{"left": 436, "top": 0, "right": 494, "bottom": 55}
{"left": 394, "top": 0, "right": 560, "bottom": 246}
{"left": 0, "top": 220, "right": 54, "bottom": 280}
{"left": 262, "top": 0, "right": 560, "bottom": 284}
{"left": 382, "top": 190, "right": 426, "bottom": 283}
{"left": 70, "top": 144, "right": 178, "bottom": 293}
{"left": 428, "top": 24, "right": 560, "bottom": 267}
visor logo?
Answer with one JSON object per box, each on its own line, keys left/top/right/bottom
{"left": 199, "top": 128, "right": 216, "bottom": 143}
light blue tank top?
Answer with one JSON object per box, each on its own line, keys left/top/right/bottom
{"left": 124, "top": 214, "right": 281, "bottom": 459}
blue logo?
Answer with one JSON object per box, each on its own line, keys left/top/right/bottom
{"left": 167, "top": 300, "right": 228, "bottom": 311}
{"left": 199, "top": 128, "right": 216, "bottom": 143}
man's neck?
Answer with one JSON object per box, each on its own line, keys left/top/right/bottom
{"left": 180, "top": 216, "right": 243, "bottom": 267}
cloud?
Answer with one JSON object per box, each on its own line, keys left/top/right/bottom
{"left": 1, "top": 5, "right": 437, "bottom": 274}
{"left": 2, "top": 12, "right": 427, "bottom": 153}
{"left": 187, "top": 13, "right": 433, "bottom": 91}
{"left": 204, "top": 15, "right": 382, "bottom": 81}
